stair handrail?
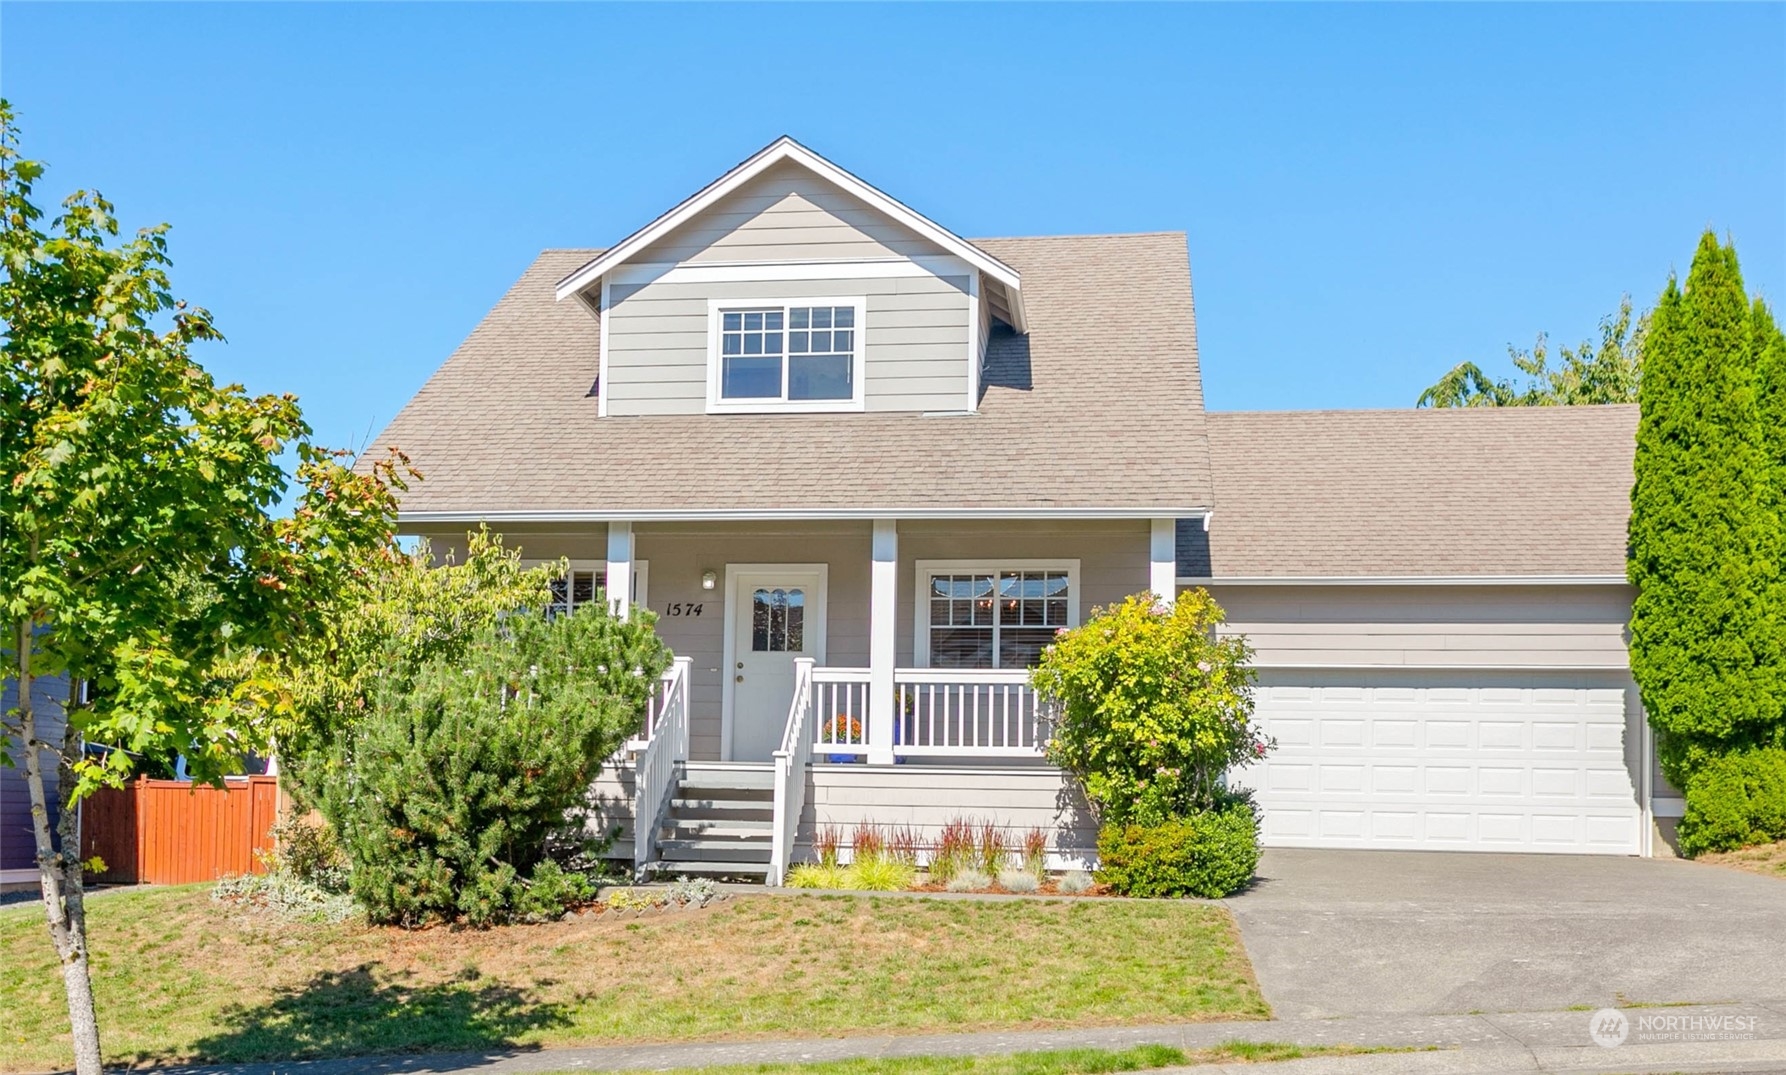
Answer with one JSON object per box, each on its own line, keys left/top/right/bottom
{"left": 633, "top": 656, "right": 692, "bottom": 878}
{"left": 769, "top": 656, "right": 816, "bottom": 886}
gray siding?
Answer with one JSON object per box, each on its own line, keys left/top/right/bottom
{"left": 799, "top": 764, "right": 1097, "bottom": 869}
{"left": 2, "top": 674, "right": 67, "bottom": 876}
{"left": 634, "top": 161, "right": 947, "bottom": 265}
{"left": 605, "top": 275, "right": 971, "bottom": 416}
{"left": 1202, "top": 583, "right": 1634, "bottom": 671}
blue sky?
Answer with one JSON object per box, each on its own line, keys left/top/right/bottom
{"left": 3, "top": 3, "right": 1782, "bottom": 451}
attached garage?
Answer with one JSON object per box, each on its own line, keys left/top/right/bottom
{"left": 1183, "top": 407, "right": 1668, "bottom": 856}
{"left": 1232, "top": 670, "right": 1643, "bottom": 855}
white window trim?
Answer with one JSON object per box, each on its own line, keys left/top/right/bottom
{"left": 912, "top": 558, "right": 1081, "bottom": 670}
{"left": 523, "top": 558, "right": 651, "bottom": 611}
{"left": 705, "top": 296, "right": 868, "bottom": 414}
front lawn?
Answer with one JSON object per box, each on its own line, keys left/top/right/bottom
{"left": 0, "top": 886, "right": 1267, "bottom": 1071}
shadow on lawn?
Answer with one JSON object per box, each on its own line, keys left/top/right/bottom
{"left": 161, "top": 963, "right": 571, "bottom": 1070}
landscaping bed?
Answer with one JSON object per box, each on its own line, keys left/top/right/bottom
{"left": 1696, "top": 839, "right": 1786, "bottom": 880}
{"left": 0, "top": 882, "right": 1267, "bottom": 1071}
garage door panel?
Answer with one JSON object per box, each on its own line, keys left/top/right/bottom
{"left": 1240, "top": 677, "right": 1642, "bottom": 855}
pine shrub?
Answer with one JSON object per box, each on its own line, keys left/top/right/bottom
{"left": 318, "top": 604, "right": 668, "bottom": 926}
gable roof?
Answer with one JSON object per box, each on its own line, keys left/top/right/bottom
{"left": 1179, "top": 405, "right": 1638, "bottom": 580}
{"left": 372, "top": 232, "right": 1211, "bottom": 521}
{"left": 553, "top": 137, "right": 1028, "bottom": 331}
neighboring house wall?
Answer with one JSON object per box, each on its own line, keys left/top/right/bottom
{"left": 2, "top": 674, "right": 68, "bottom": 880}
{"left": 633, "top": 160, "right": 948, "bottom": 265}
{"left": 604, "top": 274, "right": 973, "bottom": 415}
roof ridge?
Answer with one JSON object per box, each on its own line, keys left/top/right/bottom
{"left": 1207, "top": 404, "right": 1639, "bottom": 417}
{"left": 970, "top": 230, "right": 1186, "bottom": 243}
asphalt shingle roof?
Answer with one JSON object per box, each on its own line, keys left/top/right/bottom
{"left": 369, "top": 233, "right": 1211, "bottom": 516}
{"left": 1179, "top": 405, "right": 1639, "bottom": 579}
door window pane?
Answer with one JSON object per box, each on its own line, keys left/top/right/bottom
{"left": 751, "top": 587, "right": 806, "bottom": 653}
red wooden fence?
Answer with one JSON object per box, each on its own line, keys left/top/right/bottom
{"left": 81, "top": 777, "right": 279, "bottom": 885}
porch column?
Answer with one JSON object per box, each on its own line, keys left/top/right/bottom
{"left": 607, "top": 520, "right": 634, "bottom": 621}
{"left": 1150, "top": 518, "right": 1177, "bottom": 605}
{"left": 867, "top": 518, "right": 898, "bottom": 765}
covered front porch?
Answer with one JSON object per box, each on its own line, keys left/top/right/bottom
{"left": 405, "top": 514, "right": 1187, "bottom": 880}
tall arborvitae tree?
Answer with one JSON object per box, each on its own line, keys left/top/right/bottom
{"left": 1628, "top": 232, "right": 1786, "bottom": 791}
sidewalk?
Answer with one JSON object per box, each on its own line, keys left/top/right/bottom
{"left": 137, "top": 1000, "right": 1786, "bottom": 1075}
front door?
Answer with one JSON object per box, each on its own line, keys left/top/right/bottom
{"left": 728, "top": 567, "right": 827, "bottom": 762}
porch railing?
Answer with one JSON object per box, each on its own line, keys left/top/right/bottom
{"left": 811, "top": 667, "right": 871, "bottom": 754}
{"left": 638, "top": 665, "right": 689, "bottom": 746}
{"left": 632, "top": 656, "right": 691, "bottom": 876}
{"left": 769, "top": 656, "right": 818, "bottom": 885}
{"left": 807, "top": 666, "right": 1049, "bottom": 759}
{"left": 894, "top": 669, "right": 1049, "bottom": 757}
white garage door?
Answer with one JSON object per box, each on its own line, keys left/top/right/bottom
{"left": 1231, "top": 673, "right": 1642, "bottom": 855}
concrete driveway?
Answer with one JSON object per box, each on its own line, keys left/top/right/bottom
{"left": 1226, "top": 848, "right": 1786, "bottom": 1019}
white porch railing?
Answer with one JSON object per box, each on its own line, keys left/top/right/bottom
{"left": 894, "top": 669, "right": 1049, "bottom": 756}
{"left": 769, "top": 656, "right": 818, "bottom": 885}
{"left": 811, "top": 667, "right": 871, "bottom": 755}
{"left": 632, "top": 656, "right": 691, "bottom": 875}
{"left": 806, "top": 666, "right": 1049, "bottom": 760}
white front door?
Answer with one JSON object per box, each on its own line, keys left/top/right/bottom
{"left": 727, "top": 567, "right": 827, "bottom": 762}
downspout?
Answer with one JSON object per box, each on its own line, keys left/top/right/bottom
{"left": 1641, "top": 714, "right": 1655, "bottom": 858}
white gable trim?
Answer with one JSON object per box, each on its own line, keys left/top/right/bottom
{"left": 607, "top": 255, "right": 972, "bottom": 288}
{"left": 554, "top": 137, "right": 1026, "bottom": 331}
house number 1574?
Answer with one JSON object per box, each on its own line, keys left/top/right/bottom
{"left": 664, "top": 603, "right": 704, "bottom": 617}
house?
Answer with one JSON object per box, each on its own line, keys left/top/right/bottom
{"left": 1, "top": 676, "right": 66, "bottom": 891}
{"left": 370, "top": 137, "right": 1672, "bottom": 881}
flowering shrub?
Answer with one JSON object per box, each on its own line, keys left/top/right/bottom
{"left": 1032, "top": 591, "right": 1268, "bottom": 825}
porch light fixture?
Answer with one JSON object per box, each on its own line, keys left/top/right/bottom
{"left": 701, "top": 570, "right": 717, "bottom": 590}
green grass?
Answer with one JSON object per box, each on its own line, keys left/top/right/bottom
{"left": 545, "top": 1042, "right": 1409, "bottom": 1075}
{"left": 0, "top": 885, "right": 1267, "bottom": 1071}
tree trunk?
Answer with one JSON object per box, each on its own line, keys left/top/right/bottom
{"left": 16, "top": 618, "right": 104, "bottom": 1075}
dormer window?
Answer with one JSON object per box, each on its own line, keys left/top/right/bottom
{"left": 707, "top": 297, "right": 866, "bottom": 413}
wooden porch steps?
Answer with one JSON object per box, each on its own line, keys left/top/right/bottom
{"left": 643, "top": 762, "right": 775, "bottom": 882}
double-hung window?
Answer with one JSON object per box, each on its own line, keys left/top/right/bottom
{"left": 918, "top": 563, "right": 1077, "bottom": 669}
{"left": 708, "top": 298, "right": 866, "bottom": 412}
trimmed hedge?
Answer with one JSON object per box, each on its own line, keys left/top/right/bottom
{"left": 1096, "top": 799, "right": 1261, "bottom": 898}
{"left": 1679, "top": 748, "right": 1786, "bottom": 857}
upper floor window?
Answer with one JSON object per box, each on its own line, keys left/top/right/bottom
{"left": 707, "top": 298, "right": 866, "bottom": 413}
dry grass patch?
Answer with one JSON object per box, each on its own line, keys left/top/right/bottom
{"left": 1695, "top": 840, "right": 1786, "bottom": 880}
{"left": 0, "top": 885, "right": 1266, "bottom": 1071}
